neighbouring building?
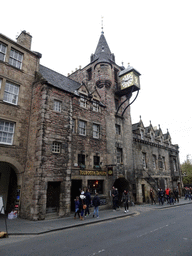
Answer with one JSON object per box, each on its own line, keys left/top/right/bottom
{"left": 0, "top": 30, "right": 182, "bottom": 220}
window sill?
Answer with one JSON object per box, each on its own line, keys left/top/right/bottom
{"left": 0, "top": 143, "right": 16, "bottom": 148}
{"left": 3, "top": 62, "right": 24, "bottom": 72}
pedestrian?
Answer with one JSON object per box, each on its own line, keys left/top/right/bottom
{"left": 169, "top": 189, "right": 174, "bottom": 205}
{"left": 92, "top": 193, "right": 100, "bottom": 218}
{"left": 84, "top": 188, "right": 91, "bottom": 217}
{"left": 79, "top": 193, "right": 86, "bottom": 220}
{"left": 74, "top": 196, "right": 80, "bottom": 219}
{"left": 189, "top": 187, "right": 192, "bottom": 200}
{"left": 150, "top": 188, "right": 156, "bottom": 205}
{"left": 122, "top": 189, "right": 129, "bottom": 213}
{"left": 112, "top": 186, "right": 119, "bottom": 211}
{"left": 184, "top": 187, "right": 189, "bottom": 200}
{"left": 174, "top": 188, "right": 179, "bottom": 203}
{"left": 165, "top": 187, "right": 170, "bottom": 204}
{"left": 158, "top": 188, "right": 165, "bottom": 205}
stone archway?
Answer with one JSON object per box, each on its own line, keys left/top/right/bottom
{"left": 113, "top": 177, "right": 129, "bottom": 204}
{"left": 0, "top": 157, "right": 23, "bottom": 213}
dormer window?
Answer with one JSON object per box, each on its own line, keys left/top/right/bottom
{"left": 140, "top": 130, "right": 144, "bottom": 140}
{"left": 54, "top": 100, "right": 61, "bottom": 112}
{"left": 93, "top": 102, "right": 99, "bottom": 112}
{"left": 151, "top": 133, "right": 154, "bottom": 142}
{"left": 80, "top": 97, "right": 86, "bottom": 108}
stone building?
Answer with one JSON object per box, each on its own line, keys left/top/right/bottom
{"left": 0, "top": 30, "right": 182, "bottom": 220}
{"left": 0, "top": 31, "right": 41, "bottom": 214}
{"left": 132, "top": 118, "right": 182, "bottom": 203}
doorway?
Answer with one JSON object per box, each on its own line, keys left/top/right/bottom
{"left": 142, "top": 184, "right": 146, "bottom": 202}
{"left": 113, "top": 177, "right": 129, "bottom": 205}
{"left": 0, "top": 163, "right": 17, "bottom": 213}
{"left": 46, "top": 182, "right": 61, "bottom": 213}
{"left": 71, "top": 180, "right": 82, "bottom": 211}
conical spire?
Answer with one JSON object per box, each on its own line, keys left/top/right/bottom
{"left": 90, "top": 32, "right": 115, "bottom": 63}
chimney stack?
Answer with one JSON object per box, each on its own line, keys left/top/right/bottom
{"left": 16, "top": 30, "right": 32, "bottom": 50}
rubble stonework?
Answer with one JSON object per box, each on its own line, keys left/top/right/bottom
{"left": 0, "top": 30, "right": 182, "bottom": 220}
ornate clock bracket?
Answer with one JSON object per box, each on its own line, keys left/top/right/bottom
{"left": 121, "top": 90, "right": 139, "bottom": 117}
{"left": 116, "top": 87, "right": 139, "bottom": 117}
{"left": 116, "top": 65, "right": 141, "bottom": 117}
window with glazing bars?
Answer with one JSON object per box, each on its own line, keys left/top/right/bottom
{"left": 0, "top": 120, "right": 15, "bottom": 145}
{"left": 3, "top": 82, "right": 19, "bottom": 105}
{"left": 0, "top": 42, "right": 7, "bottom": 61}
{"left": 9, "top": 48, "right": 23, "bottom": 69}
{"left": 93, "top": 124, "right": 99, "bottom": 138}
{"left": 79, "top": 120, "right": 86, "bottom": 135}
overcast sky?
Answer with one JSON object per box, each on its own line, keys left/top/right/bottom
{"left": 1, "top": 0, "right": 192, "bottom": 163}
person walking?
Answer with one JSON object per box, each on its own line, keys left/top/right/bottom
{"left": 74, "top": 196, "right": 80, "bottom": 219}
{"left": 112, "top": 186, "right": 119, "bottom": 211}
{"left": 84, "top": 188, "right": 91, "bottom": 217}
{"left": 174, "top": 188, "right": 179, "bottom": 203}
{"left": 169, "top": 189, "right": 174, "bottom": 205}
{"left": 92, "top": 193, "right": 100, "bottom": 218}
{"left": 165, "top": 187, "right": 170, "bottom": 204}
{"left": 122, "top": 189, "right": 129, "bottom": 213}
{"left": 79, "top": 193, "right": 86, "bottom": 220}
{"left": 184, "top": 187, "right": 189, "bottom": 200}
{"left": 158, "top": 188, "right": 165, "bottom": 205}
{"left": 150, "top": 188, "right": 156, "bottom": 205}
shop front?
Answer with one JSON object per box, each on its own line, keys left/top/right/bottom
{"left": 71, "top": 169, "right": 108, "bottom": 211}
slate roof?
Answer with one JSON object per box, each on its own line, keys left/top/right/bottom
{"left": 132, "top": 122, "right": 140, "bottom": 131}
{"left": 91, "top": 32, "right": 115, "bottom": 64}
{"left": 119, "top": 64, "right": 141, "bottom": 77}
{"left": 39, "top": 65, "right": 80, "bottom": 94}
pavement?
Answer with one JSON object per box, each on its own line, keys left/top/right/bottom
{"left": 0, "top": 198, "right": 192, "bottom": 237}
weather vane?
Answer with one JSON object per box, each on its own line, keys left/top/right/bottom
{"left": 101, "top": 16, "right": 104, "bottom": 33}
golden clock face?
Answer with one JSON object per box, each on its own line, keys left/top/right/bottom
{"left": 121, "top": 73, "right": 133, "bottom": 88}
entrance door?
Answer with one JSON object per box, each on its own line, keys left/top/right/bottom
{"left": 159, "top": 178, "right": 165, "bottom": 191}
{"left": 71, "top": 180, "right": 82, "bottom": 211}
{"left": 46, "top": 182, "right": 60, "bottom": 213}
{"left": 142, "top": 184, "right": 146, "bottom": 202}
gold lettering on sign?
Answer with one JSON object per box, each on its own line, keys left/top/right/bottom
{"left": 79, "top": 170, "right": 107, "bottom": 176}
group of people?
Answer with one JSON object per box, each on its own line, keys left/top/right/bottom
{"left": 74, "top": 186, "right": 131, "bottom": 220}
{"left": 74, "top": 188, "right": 100, "bottom": 220}
{"left": 150, "top": 187, "right": 180, "bottom": 205}
{"left": 112, "top": 186, "right": 130, "bottom": 213}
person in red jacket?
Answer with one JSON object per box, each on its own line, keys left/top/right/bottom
{"left": 165, "top": 188, "right": 170, "bottom": 204}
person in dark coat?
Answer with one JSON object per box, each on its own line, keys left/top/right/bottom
{"left": 92, "top": 193, "right": 100, "bottom": 218}
{"left": 84, "top": 188, "right": 91, "bottom": 216}
{"left": 169, "top": 189, "right": 174, "bottom": 205}
{"left": 112, "top": 186, "right": 119, "bottom": 211}
{"left": 158, "top": 188, "right": 165, "bottom": 205}
{"left": 150, "top": 188, "right": 156, "bottom": 205}
{"left": 122, "top": 189, "right": 129, "bottom": 213}
{"left": 174, "top": 188, "right": 179, "bottom": 203}
{"left": 74, "top": 196, "right": 80, "bottom": 219}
